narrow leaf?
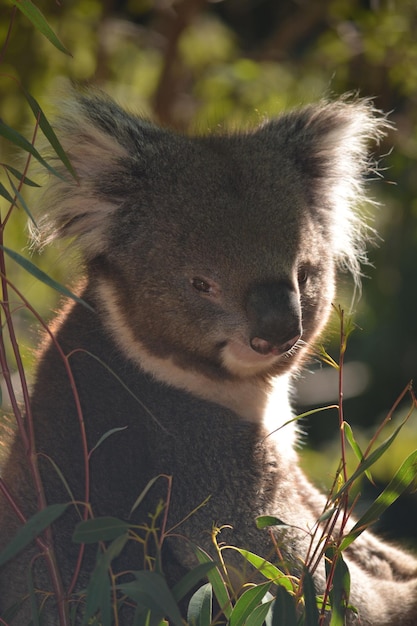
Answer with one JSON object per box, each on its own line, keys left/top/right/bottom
{"left": 2, "top": 164, "right": 40, "bottom": 187}
{"left": 302, "top": 567, "right": 320, "bottom": 626}
{"left": 333, "top": 417, "right": 412, "bottom": 501}
{"left": 0, "top": 182, "right": 14, "bottom": 204}
{"left": 119, "top": 571, "right": 183, "bottom": 626}
{"left": 256, "top": 515, "right": 289, "bottom": 529}
{"left": 11, "top": 0, "right": 71, "bottom": 55}
{"left": 73, "top": 517, "right": 131, "bottom": 543}
{"left": 230, "top": 582, "right": 271, "bottom": 626}
{"left": 341, "top": 449, "right": 417, "bottom": 550}
{"left": 194, "top": 546, "right": 232, "bottom": 618}
{"left": 271, "top": 587, "right": 298, "bottom": 626}
{"left": 130, "top": 475, "right": 166, "bottom": 516}
{"left": 231, "top": 548, "right": 293, "bottom": 591}
{"left": 90, "top": 426, "right": 128, "bottom": 456}
{"left": 343, "top": 422, "right": 373, "bottom": 483}
{"left": 246, "top": 599, "right": 274, "bottom": 626}
{"left": 24, "top": 89, "right": 77, "bottom": 178}
{"left": 325, "top": 547, "right": 350, "bottom": 626}
{"left": 40, "top": 454, "right": 81, "bottom": 518}
{"left": 187, "top": 582, "right": 213, "bottom": 626}
{"left": 172, "top": 562, "right": 216, "bottom": 603}
{"left": 0, "top": 121, "right": 64, "bottom": 179}
{"left": 0, "top": 503, "right": 68, "bottom": 566}
{"left": 0, "top": 246, "right": 94, "bottom": 311}
{"left": 82, "top": 534, "right": 128, "bottom": 626}
{"left": 6, "top": 174, "right": 37, "bottom": 224}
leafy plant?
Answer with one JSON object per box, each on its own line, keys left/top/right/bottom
{"left": 0, "top": 3, "right": 416, "bottom": 625}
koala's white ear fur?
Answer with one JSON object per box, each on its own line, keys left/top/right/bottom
{"left": 31, "top": 92, "right": 151, "bottom": 257}
{"left": 262, "top": 98, "right": 391, "bottom": 286}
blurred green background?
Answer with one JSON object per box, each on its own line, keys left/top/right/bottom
{"left": 1, "top": 0, "right": 416, "bottom": 541}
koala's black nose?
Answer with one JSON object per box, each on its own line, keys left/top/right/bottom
{"left": 246, "top": 281, "right": 302, "bottom": 356}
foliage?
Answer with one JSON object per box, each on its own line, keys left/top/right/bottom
{"left": 0, "top": 1, "right": 417, "bottom": 624}
{"left": 0, "top": 0, "right": 416, "bottom": 440}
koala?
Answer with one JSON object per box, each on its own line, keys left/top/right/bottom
{"left": 0, "top": 91, "right": 417, "bottom": 625}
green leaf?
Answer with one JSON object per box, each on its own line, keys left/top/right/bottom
{"left": 340, "top": 448, "right": 417, "bottom": 550}
{"left": 270, "top": 587, "right": 298, "bottom": 626}
{"left": 41, "top": 455, "right": 80, "bottom": 518}
{"left": 172, "top": 562, "right": 216, "bottom": 603}
{"left": 0, "top": 182, "right": 14, "bottom": 204}
{"left": 343, "top": 423, "right": 373, "bottom": 483}
{"left": 11, "top": 0, "right": 71, "bottom": 55}
{"left": 89, "top": 426, "right": 128, "bottom": 456}
{"left": 256, "top": 515, "right": 289, "bottom": 529}
{"left": 246, "top": 598, "right": 274, "bottom": 626}
{"left": 1, "top": 164, "right": 40, "bottom": 187}
{"left": 23, "top": 89, "right": 77, "bottom": 178}
{"left": 230, "top": 582, "right": 271, "bottom": 626}
{"left": 130, "top": 475, "right": 165, "bottom": 516}
{"left": 332, "top": 417, "right": 412, "bottom": 501}
{"left": 231, "top": 548, "right": 293, "bottom": 591}
{"left": 187, "top": 582, "right": 213, "bottom": 626}
{"left": 0, "top": 120, "right": 64, "bottom": 179}
{"left": 119, "top": 571, "right": 183, "bottom": 626}
{"left": 82, "top": 534, "right": 128, "bottom": 626}
{"left": 0, "top": 246, "right": 94, "bottom": 311}
{"left": 325, "top": 547, "right": 350, "bottom": 626}
{"left": 302, "top": 567, "right": 320, "bottom": 626}
{"left": 6, "top": 174, "right": 37, "bottom": 225}
{"left": 0, "top": 503, "right": 68, "bottom": 566}
{"left": 73, "top": 517, "right": 131, "bottom": 543}
{"left": 194, "top": 546, "right": 232, "bottom": 618}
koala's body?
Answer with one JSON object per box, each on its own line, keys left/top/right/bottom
{"left": 0, "top": 92, "right": 417, "bottom": 625}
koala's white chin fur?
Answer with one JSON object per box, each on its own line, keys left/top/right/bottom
{"left": 94, "top": 279, "right": 297, "bottom": 436}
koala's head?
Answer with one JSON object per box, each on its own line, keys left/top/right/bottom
{"left": 35, "top": 91, "right": 388, "bottom": 381}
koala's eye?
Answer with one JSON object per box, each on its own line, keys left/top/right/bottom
{"left": 297, "top": 266, "right": 309, "bottom": 286}
{"left": 191, "top": 277, "right": 212, "bottom": 294}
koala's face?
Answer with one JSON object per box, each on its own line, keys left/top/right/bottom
{"left": 43, "top": 94, "right": 380, "bottom": 381}
{"left": 97, "top": 133, "right": 336, "bottom": 381}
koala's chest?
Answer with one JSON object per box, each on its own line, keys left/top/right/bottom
{"left": 84, "top": 380, "right": 281, "bottom": 511}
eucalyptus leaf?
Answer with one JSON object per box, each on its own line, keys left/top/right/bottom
{"left": 73, "top": 517, "right": 131, "bottom": 543}
{"left": 11, "top": 0, "right": 71, "bottom": 55}
{"left": 187, "top": 582, "right": 213, "bottom": 626}
{"left": 332, "top": 416, "right": 412, "bottom": 501}
{"left": 0, "top": 503, "right": 68, "bottom": 566}
{"left": 23, "top": 89, "right": 77, "bottom": 178}
{"left": 119, "top": 571, "right": 183, "bottom": 626}
{"left": 0, "top": 246, "right": 94, "bottom": 311}
{"left": 229, "top": 582, "right": 271, "bottom": 626}
{"left": 2, "top": 164, "right": 40, "bottom": 187}
{"left": 230, "top": 548, "right": 292, "bottom": 591}
{"left": 302, "top": 567, "right": 320, "bottom": 626}
{"left": 194, "top": 546, "right": 232, "bottom": 618}
{"left": 246, "top": 599, "right": 274, "bottom": 626}
{"left": 0, "top": 121, "right": 64, "bottom": 179}
{"left": 82, "top": 534, "right": 128, "bottom": 626}
{"left": 325, "top": 547, "right": 350, "bottom": 626}
{"left": 341, "top": 449, "right": 417, "bottom": 550}
{"left": 270, "top": 587, "right": 298, "bottom": 626}
{"left": 172, "top": 562, "right": 216, "bottom": 603}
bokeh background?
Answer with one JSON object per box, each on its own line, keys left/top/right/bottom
{"left": 1, "top": 0, "right": 417, "bottom": 543}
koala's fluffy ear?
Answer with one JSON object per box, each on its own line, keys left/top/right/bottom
{"left": 32, "top": 90, "right": 164, "bottom": 257}
{"left": 261, "top": 98, "right": 391, "bottom": 285}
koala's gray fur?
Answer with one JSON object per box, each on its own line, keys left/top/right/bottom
{"left": 0, "top": 91, "right": 417, "bottom": 625}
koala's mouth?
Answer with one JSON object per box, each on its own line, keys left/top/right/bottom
{"left": 220, "top": 339, "right": 282, "bottom": 377}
